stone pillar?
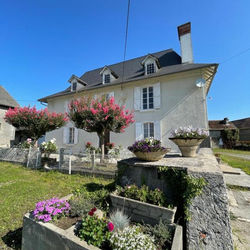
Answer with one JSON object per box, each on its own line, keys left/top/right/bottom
{"left": 59, "top": 148, "right": 64, "bottom": 169}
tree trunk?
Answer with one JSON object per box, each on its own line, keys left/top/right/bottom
{"left": 98, "top": 132, "right": 105, "bottom": 162}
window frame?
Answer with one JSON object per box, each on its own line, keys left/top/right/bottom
{"left": 143, "top": 122, "right": 154, "bottom": 139}
{"left": 146, "top": 63, "right": 155, "bottom": 75}
{"left": 68, "top": 127, "right": 75, "bottom": 144}
{"left": 142, "top": 86, "right": 154, "bottom": 110}
{"left": 104, "top": 74, "right": 111, "bottom": 84}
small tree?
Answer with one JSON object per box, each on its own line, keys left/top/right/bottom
{"left": 221, "top": 128, "right": 239, "bottom": 149}
{"left": 4, "top": 106, "right": 67, "bottom": 143}
{"left": 68, "top": 96, "right": 134, "bottom": 160}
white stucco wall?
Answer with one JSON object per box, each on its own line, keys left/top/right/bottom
{"left": 45, "top": 69, "right": 207, "bottom": 152}
{"left": 0, "top": 107, "right": 15, "bottom": 148}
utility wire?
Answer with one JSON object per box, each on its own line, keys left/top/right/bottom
{"left": 121, "top": 0, "right": 131, "bottom": 82}
{"left": 220, "top": 47, "right": 250, "bottom": 64}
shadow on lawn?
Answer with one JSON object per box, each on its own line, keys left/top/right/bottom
{"left": 2, "top": 227, "right": 22, "bottom": 250}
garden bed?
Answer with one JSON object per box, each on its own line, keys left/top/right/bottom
{"left": 22, "top": 212, "right": 182, "bottom": 250}
{"left": 110, "top": 192, "right": 177, "bottom": 225}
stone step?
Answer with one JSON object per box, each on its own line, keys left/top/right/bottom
{"left": 220, "top": 164, "right": 241, "bottom": 175}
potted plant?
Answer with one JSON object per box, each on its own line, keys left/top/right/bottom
{"left": 128, "top": 138, "right": 170, "bottom": 161}
{"left": 40, "top": 138, "right": 57, "bottom": 167}
{"left": 169, "top": 126, "right": 209, "bottom": 157}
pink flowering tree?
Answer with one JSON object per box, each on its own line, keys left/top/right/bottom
{"left": 68, "top": 96, "right": 134, "bottom": 160}
{"left": 4, "top": 106, "right": 68, "bottom": 143}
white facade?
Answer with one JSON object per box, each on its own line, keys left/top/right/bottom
{"left": 45, "top": 69, "right": 208, "bottom": 152}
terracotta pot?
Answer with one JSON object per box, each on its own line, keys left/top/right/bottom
{"left": 169, "top": 138, "right": 205, "bottom": 157}
{"left": 133, "top": 148, "right": 170, "bottom": 161}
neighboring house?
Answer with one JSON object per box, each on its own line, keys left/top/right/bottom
{"left": 39, "top": 22, "right": 218, "bottom": 152}
{"left": 0, "top": 86, "right": 19, "bottom": 147}
{"left": 232, "top": 117, "right": 250, "bottom": 143}
{"left": 209, "top": 118, "right": 237, "bottom": 148}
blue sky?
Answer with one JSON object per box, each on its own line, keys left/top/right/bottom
{"left": 0, "top": 0, "right": 249, "bottom": 121}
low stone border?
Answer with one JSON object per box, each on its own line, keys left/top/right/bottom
{"left": 110, "top": 192, "right": 177, "bottom": 225}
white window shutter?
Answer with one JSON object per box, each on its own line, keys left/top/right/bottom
{"left": 153, "top": 83, "right": 161, "bottom": 109}
{"left": 74, "top": 128, "right": 78, "bottom": 144}
{"left": 135, "top": 122, "right": 143, "bottom": 140}
{"left": 64, "top": 101, "right": 69, "bottom": 113}
{"left": 63, "top": 127, "right": 69, "bottom": 144}
{"left": 154, "top": 121, "right": 161, "bottom": 140}
{"left": 134, "top": 87, "right": 141, "bottom": 110}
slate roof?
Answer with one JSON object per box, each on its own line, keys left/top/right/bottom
{"left": 39, "top": 49, "right": 218, "bottom": 102}
{"left": 232, "top": 118, "right": 250, "bottom": 129}
{"left": 0, "top": 86, "right": 19, "bottom": 108}
{"left": 209, "top": 120, "right": 237, "bottom": 130}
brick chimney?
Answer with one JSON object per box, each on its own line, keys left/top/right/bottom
{"left": 177, "top": 22, "right": 193, "bottom": 63}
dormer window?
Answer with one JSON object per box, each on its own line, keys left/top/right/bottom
{"left": 146, "top": 63, "right": 155, "bottom": 74}
{"left": 104, "top": 74, "right": 111, "bottom": 84}
{"left": 72, "top": 82, "right": 77, "bottom": 91}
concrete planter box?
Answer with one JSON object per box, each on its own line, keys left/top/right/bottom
{"left": 22, "top": 212, "right": 182, "bottom": 250}
{"left": 110, "top": 193, "right": 177, "bottom": 225}
{"left": 21, "top": 213, "right": 100, "bottom": 250}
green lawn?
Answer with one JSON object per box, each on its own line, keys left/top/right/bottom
{"left": 213, "top": 148, "right": 250, "bottom": 156}
{"left": 219, "top": 155, "right": 250, "bottom": 175}
{"left": 0, "top": 162, "right": 112, "bottom": 249}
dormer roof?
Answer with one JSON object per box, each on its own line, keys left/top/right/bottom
{"left": 68, "top": 74, "right": 87, "bottom": 86}
{"left": 99, "top": 66, "right": 118, "bottom": 78}
{"left": 141, "top": 54, "right": 160, "bottom": 68}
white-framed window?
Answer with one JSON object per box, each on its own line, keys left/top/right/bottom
{"left": 104, "top": 74, "right": 111, "bottom": 84}
{"left": 69, "top": 127, "right": 75, "bottom": 144}
{"left": 142, "top": 86, "right": 154, "bottom": 110}
{"left": 72, "top": 82, "right": 77, "bottom": 91}
{"left": 143, "top": 122, "right": 154, "bottom": 138}
{"left": 146, "top": 63, "right": 155, "bottom": 74}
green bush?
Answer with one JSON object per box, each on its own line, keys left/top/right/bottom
{"left": 69, "top": 196, "right": 94, "bottom": 217}
{"left": 221, "top": 129, "right": 239, "bottom": 149}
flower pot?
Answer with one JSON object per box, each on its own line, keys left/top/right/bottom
{"left": 133, "top": 149, "right": 170, "bottom": 162}
{"left": 169, "top": 138, "right": 205, "bottom": 157}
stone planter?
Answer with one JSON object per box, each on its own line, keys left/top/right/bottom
{"left": 169, "top": 138, "right": 205, "bottom": 157}
{"left": 110, "top": 192, "right": 177, "bottom": 225}
{"left": 22, "top": 212, "right": 100, "bottom": 250}
{"left": 133, "top": 148, "right": 170, "bottom": 161}
{"left": 22, "top": 212, "right": 182, "bottom": 250}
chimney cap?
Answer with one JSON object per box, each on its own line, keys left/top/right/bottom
{"left": 177, "top": 22, "right": 191, "bottom": 40}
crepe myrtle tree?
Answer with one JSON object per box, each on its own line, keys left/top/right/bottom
{"left": 68, "top": 96, "right": 134, "bottom": 160}
{"left": 4, "top": 106, "right": 68, "bottom": 144}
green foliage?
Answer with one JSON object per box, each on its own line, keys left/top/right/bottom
{"left": 221, "top": 129, "right": 239, "bottom": 149}
{"left": 78, "top": 215, "right": 111, "bottom": 247}
{"left": 69, "top": 196, "right": 94, "bottom": 217}
{"left": 140, "top": 220, "right": 173, "bottom": 249}
{"left": 158, "top": 167, "right": 206, "bottom": 220}
{"left": 40, "top": 139, "right": 57, "bottom": 156}
{"left": 110, "top": 210, "right": 130, "bottom": 231}
{"left": 117, "top": 185, "right": 170, "bottom": 207}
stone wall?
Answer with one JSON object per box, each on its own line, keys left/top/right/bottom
{"left": 117, "top": 149, "right": 233, "bottom": 250}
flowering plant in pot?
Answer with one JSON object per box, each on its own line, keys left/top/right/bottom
{"left": 169, "top": 126, "right": 209, "bottom": 157}
{"left": 128, "top": 138, "right": 170, "bottom": 161}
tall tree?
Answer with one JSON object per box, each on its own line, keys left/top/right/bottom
{"left": 5, "top": 106, "right": 67, "bottom": 142}
{"left": 68, "top": 96, "right": 134, "bottom": 160}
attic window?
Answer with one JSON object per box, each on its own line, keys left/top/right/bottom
{"left": 104, "top": 74, "right": 110, "bottom": 84}
{"left": 72, "top": 82, "right": 77, "bottom": 91}
{"left": 146, "top": 63, "right": 155, "bottom": 74}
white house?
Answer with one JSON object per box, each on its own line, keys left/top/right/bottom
{"left": 38, "top": 22, "right": 218, "bottom": 152}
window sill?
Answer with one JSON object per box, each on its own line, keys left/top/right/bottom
{"left": 138, "top": 108, "right": 159, "bottom": 112}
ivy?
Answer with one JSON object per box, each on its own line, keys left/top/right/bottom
{"left": 158, "top": 166, "right": 206, "bottom": 221}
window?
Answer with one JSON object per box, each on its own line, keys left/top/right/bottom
{"left": 143, "top": 122, "right": 154, "bottom": 138}
{"left": 69, "top": 127, "right": 75, "bottom": 144}
{"left": 146, "top": 63, "right": 155, "bottom": 74}
{"left": 142, "top": 86, "right": 154, "bottom": 110}
{"left": 72, "top": 82, "right": 77, "bottom": 91}
{"left": 104, "top": 74, "right": 111, "bottom": 84}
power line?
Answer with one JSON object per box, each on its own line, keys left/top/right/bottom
{"left": 220, "top": 47, "right": 250, "bottom": 64}
{"left": 121, "top": 0, "right": 131, "bottom": 82}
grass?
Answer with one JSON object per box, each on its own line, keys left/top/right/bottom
{"left": 0, "top": 161, "right": 112, "bottom": 249}
{"left": 213, "top": 148, "right": 250, "bottom": 155}
{"left": 220, "top": 155, "right": 250, "bottom": 175}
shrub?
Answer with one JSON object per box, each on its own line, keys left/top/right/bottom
{"left": 148, "top": 188, "right": 166, "bottom": 206}
{"left": 78, "top": 211, "right": 112, "bottom": 247}
{"left": 33, "top": 198, "right": 70, "bottom": 223}
{"left": 69, "top": 196, "right": 94, "bottom": 218}
{"left": 21, "top": 138, "right": 34, "bottom": 149}
{"left": 170, "top": 126, "right": 209, "bottom": 139}
{"left": 40, "top": 138, "right": 57, "bottom": 156}
{"left": 110, "top": 210, "right": 130, "bottom": 231}
{"left": 110, "top": 225, "right": 156, "bottom": 250}
{"left": 128, "top": 138, "right": 166, "bottom": 153}
{"left": 221, "top": 129, "right": 239, "bottom": 149}
{"left": 140, "top": 220, "right": 173, "bottom": 249}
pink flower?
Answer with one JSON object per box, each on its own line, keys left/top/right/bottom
{"left": 107, "top": 222, "right": 114, "bottom": 232}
